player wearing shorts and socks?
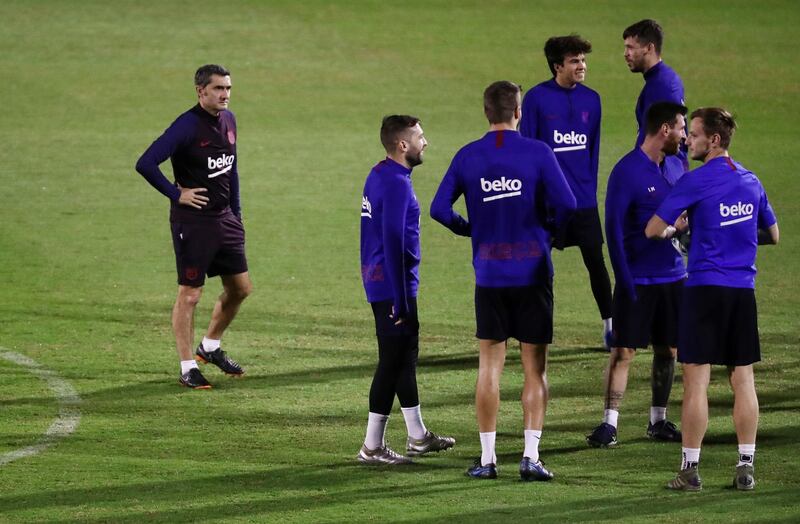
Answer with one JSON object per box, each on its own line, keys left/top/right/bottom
{"left": 586, "top": 102, "right": 688, "bottom": 448}
{"left": 646, "top": 107, "right": 778, "bottom": 491}
{"left": 136, "top": 64, "right": 251, "bottom": 389}
{"left": 431, "top": 81, "right": 576, "bottom": 481}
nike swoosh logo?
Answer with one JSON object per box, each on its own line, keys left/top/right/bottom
{"left": 200, "top": 140, "right": 211, "bottom": 147}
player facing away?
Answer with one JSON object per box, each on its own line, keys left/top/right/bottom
{"left": 357, "top": 115, "right": 455, "bottom": 465}
{"left": 136, "top": 64, "right": 250, "bottom": 389}
{"left": 520, "top": 35, "right": 614, "bottom": 349}
{"left": 645, "top": 108, "right": 779, "bottom": 491}
{"left": 431, "top": 82, "right": 576, "bottom": 481}
{"left": 623, "top": 19, "right": 687, "bottom": 160}
{"left": 586, "top": 102, "right": 689, "bottom": 448}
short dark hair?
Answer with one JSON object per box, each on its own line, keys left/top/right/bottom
{"left": 544, "top": 35, "right": 592, "bottom": 77}
{"left": 483, "top": 81, "right": 521, "bottom": 124}
{"left": 380, "top": 115, "right": 420, "bottom": 152}
{"left": 623, "top": 19, "right": 664, "bottom": 54}
{"left": 645, "top": 101, "right": 688, "bottom": 136}
{"left": 195, "top": 64, "right": 231, "bottom": 87}
{"left": 690, "top": 107, "right": 737, "bottom": 149}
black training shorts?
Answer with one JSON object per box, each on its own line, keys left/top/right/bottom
{"left": 678, "top": 285, "right": 760, "bottom": 366}
{"left": 475, "top": 282, "right": 553, "bottom": 344}
{"left": 611, "top": 279, "right": 683, "bottom": 349}
{"left": 552, "top": 207, "right": 604, "bottom": 250}
{"left": 171, "top": 211, "right": 248, "bottom": 287}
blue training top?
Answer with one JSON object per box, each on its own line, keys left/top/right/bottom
{"left": 635, "top": 61, "right": 686, "bottom": 148}
{"left": 605, "top": 148, "right": 687, "bottom": 299}
{"left": 136, "top": 104, "right": 241, "bottom": 219}
{"left": 521, "top": 79, "right": 601, "bottom": 210}
{"left": 655, "top": 156, "right": 777, "bottom": 289}
{"left": 430, "top": 130, "right": 576, "bottom": 287}
{"left": 360, "top": 158, "right": 421, "bottom": 318}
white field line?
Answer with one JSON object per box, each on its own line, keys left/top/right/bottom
{"left": 0, "top": 349, "right": 81, "bottom": 466}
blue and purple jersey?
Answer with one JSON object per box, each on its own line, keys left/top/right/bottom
{"left": 655, "top": 157, "right": 777, "bottom": 289}
{"left": 360, "top": 158, "right": 421, "bottom": 318}
{"left": 136, "top": 104, "right": 240, "bottom": 219}
{"left": 430, "top": 130, "right": 576, "bottom": 287}
{"left": 521, "top": 79, "right": 601, "bottom": 209}
{"left": 634, "top": 61, "right": 685, "bottom": 148}
{"left": 605, "top": 148, "right": 687, "bottom": 297}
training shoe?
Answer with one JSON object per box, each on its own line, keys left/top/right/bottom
{"left": 586, "top": 423, "right": 618, "bottom": 448}
{"left": 733, "top": 464, "right": 756, "bottom": 491}
{"left": 647, "top": 420, "right": 682, "bottom": 442}
{"left": 406, "top": 431, "right": 456, "bottom": 456}
{"left": 519, "top": 457, "right": 554, "bottom": 481}
{"left": 356, "top": 444, "right": 412, "bottom": 465}
{"left": 666, "top": 466, "right": 702, "bottom": 491}
{"left": 179, "top": 368, "right": 212, "bottom": 389}
{"left": 196, "top": 345, "right": 244, "bottom": 376}
{"left": 466, "top": 459, "right": 497, "bottom": 479}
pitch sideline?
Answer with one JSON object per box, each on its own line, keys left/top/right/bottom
{"left": 0, "top": 348, "right": 82, "bottom": 466}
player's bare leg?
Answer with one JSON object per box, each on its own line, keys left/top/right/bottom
{"left": 520, "top": 343, "right": 549, "bottom": 430}
{"left": 680, "top": 363, "right": 710, "bottom": 449}
{"left": 729, "top": 364, "right": 758, "bottom": 489}
{"left": 173, "top": 285, "right": 204, "bottom": 361}
{"left": 476, "top": 340, "right": 506, "bottom": 432}
{"left": 206, "top": 271, "right": 253, "bottom": 339}
{"left": 587, "top": 347, "right": 634, "bottom": 447}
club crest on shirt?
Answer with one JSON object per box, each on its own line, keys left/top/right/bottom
{"left": 227, "top": 130, "right": 236, "bottom": 145}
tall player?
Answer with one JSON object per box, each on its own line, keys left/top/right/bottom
{"left": 521, "top": 35, "right": 613, "bottom": 348}
{"left": 646, "top": 108, "right": 779, "bottom": 491}
{"left": 431, "top": 81, "right": 576, "bottom": 481}
{"left": 623, "top": 19, "right": 687, "bottom": 161}
{"left": 136, "top": 64, "right": 250, "bottom": 389}
{"left": 586, "top": 102, "right": 688, "bottom": 448}
{"left": 358, "top": 115, "right": 455, "bottom": 465}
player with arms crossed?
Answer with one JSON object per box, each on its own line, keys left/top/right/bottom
{"left": 431, "top": 82, "right": 576, "bottom": 481}
{"left": 358, "top": 115, "right": 455, "bottom": 465}
{"left": 521, "top": 35, "right": 613, "bottom": 348}
{"left": 645, "top": 108, "right": 779, "bottom": 491}
{"left": 586, "top": 102, "right": 688, "bottom": 448}
{"left": 136, "top": 64, "right": 250, "bottom": 389}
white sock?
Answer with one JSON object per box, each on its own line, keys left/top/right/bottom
{"left": 201, "top": 337, "right": 221, "bottom": 351}
{"left": 400, "top": 405, "right": 427, "bottom": 440}
{"left": 523, "top": 429, "right": 542, "bottom": 461}
{"left": 603, "top": 409, "right": 619, "bottom": 428}
{"left": 681, "top": 447, "right": 701, "bottom": 470}
{"left": 180, "top": 360, "right": 199, "bottom": 375}
{"left": 364, "top": 412, "right": 389, "bottom": 450}
{"left": 737, "top": 444, "right": 756, "bottom": 467}
{"left": 479, "top": 431, "right": 497, "bottom": 466}
{"left": 650, "top": 406, "right": 667, "bottom": 425}
{"left": 603, "top": 318, "right": 612, "bottom": 332}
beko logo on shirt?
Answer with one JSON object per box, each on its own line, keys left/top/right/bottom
{"left": 552, "top": 129, "right": 587, "bottom": 153}
{"left": 207, "top": 154, "right": 235, "bottom": 178}
{"left": 719, "top": 201, "right": 754, "bottom": 226}
{"left": 480, "top": 177, "right": 522, "bottom": 202}
{"left": 361, "top": 196, "right": 372, "bottom": 218}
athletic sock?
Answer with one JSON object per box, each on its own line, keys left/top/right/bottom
{"left": 364, "top": 412, "right": 389, "bottom": 450}
{"left": 479, "top": 431, "right": 497, "bottom": 466}
{"left": 400, "top": 405, "right": 427, "bottom": 440}
{"left": 650, "top": 406, "right": 667, "bottom": 425}
{"left": 201, "top": 337, "right": 221, "bottom": 352}
{"left": 681, "top": 447, "right": 701, "bottom": 470}
{"left": 737, "top": 444, "right": 756, "bottom": 467}
{"left": 523, "top": 429, "right": 542, "bottom": 461}
{"left": 180, "top": 360, "right": 199, "bottom": 375}
{"left": 603, "top": 318, "right": 612, "bottom": 333}
{"left": 603, "top": 409, "right": 619, "bottom": 428}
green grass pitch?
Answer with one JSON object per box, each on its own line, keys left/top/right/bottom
{"left": 1, "top": 0, "right": 799, "bottom": 522}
